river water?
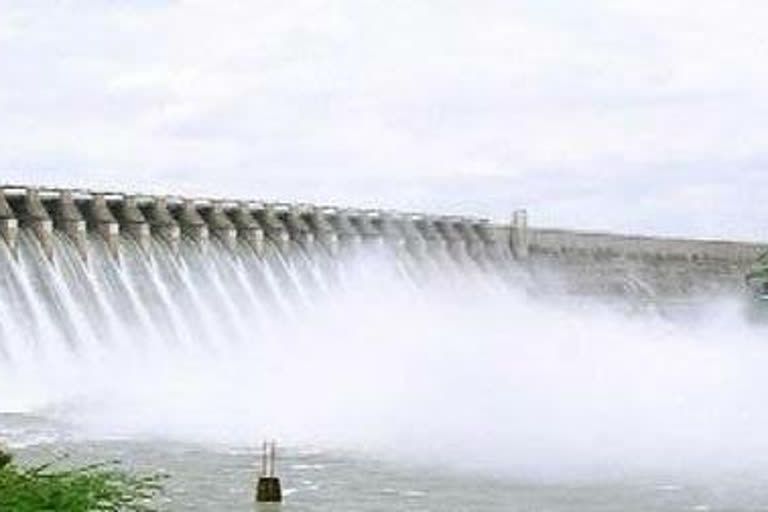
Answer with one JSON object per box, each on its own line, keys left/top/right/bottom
{"left": 5, "top": 410, "right": 768, "bottom": 512}
{"left": 1, "top": 230, "right": 768, "bottom": 510}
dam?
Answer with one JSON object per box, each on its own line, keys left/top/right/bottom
{"left": 0, "top": 185, "right": 762, "bottom": 302}
{"left": 0, "top": 186, "right": 508, "bottom": 261}
{"left": 0, "top": 186, "right": 764, "bottom": 263}
{"left": 0, "top": 184, "right": 521, "bottom": 362}
{"left": 0, "top": 183, "right": 763, "bottom": 362}
{"left": 3, "top": 185, "right": 768, "bottom": 511}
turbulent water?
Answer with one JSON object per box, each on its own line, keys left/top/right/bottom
{"left": 1, "top": 230, "right": 768, "bottom": 511}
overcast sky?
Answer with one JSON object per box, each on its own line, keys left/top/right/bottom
{"left": 1, "top": 1, "right": 766, "bottom": 239}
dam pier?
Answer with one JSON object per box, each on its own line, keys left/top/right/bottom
{"left": 0, "top": 186, "right": 506, "bottom": 264}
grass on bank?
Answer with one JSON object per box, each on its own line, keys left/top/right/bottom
{"left": 0, "top": 447, "right": 166, "bottom": 511}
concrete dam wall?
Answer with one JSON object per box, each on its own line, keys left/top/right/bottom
{"left": 502, "top": 211, "right": 767, "bottom": 299}
{"left": 0, "top": 186, "right": 506, "bottom": 262}
{"left": 0, "top": 185, "right": 764, "bottom": 301}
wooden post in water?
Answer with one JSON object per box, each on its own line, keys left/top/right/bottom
{"left": 256, "top": 440, "right": 282, "bottom": 503}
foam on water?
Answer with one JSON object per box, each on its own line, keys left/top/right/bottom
{"left": 0, "top": 230, "right": 766, "bottom": 481}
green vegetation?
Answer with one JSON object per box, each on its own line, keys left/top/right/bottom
{"left": 747, "top": 251, "right": 768, "bottom": 298}
{"left": 0, "top": 447, "right": 166, "bottom": 512}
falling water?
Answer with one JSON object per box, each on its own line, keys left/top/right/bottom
{"left": 0, "top": 228, "right": 515, "bottom": 412}
{"left": 3, "top": 219, "right": 768, "bottom": 511}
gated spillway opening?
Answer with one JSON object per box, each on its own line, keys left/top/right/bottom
{"left": 0, "top": 185, "right": 760, "bottom": 364}
{"left": 0, "top": 187, "right": 523, "bottom": 363}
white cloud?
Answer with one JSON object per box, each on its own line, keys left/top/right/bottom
{"left": 0, "top": 0, "right": 766, "bottom": 239}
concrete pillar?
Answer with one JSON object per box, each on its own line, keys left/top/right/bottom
{"left": 398, "top": 214, "right": 427, "bottom": 256}
{"left": 374, "top": 212, "right": 406, "bottom": 249}
{"left": 413, "top": 215, "right": 446, "bottom": 251}
{"left": 52, "top": 190, "right": 88, "bottom": 260}
{"left": 474, "top": 221, "right": 497, "bottom": 244}
{"left": 86, "top": 194, "right": 120, "bottom": 258}
{"left": 303, "top": 207, "right": 339, "bottom": 254}
{"left": 141, "top": 197, "right": 181, "bottom": 251}
{"left": 349, "top": 210, "right": 382, "bottom": 243}
{"left": 0, "top": 191, "right": 18, "bottom": 254}
{"left": 201, "top": 202, "right": 237, "bottom": 251}
{"left": 228, "top": 203, "right": 265, "bottom": 255}
{"left": 253, "top": 205, "right": 290, "bottom": 251}
{"left": 174, "top": 199, "right": 209, "bottom": 245}
{"left": 256, "top": 441, "right": 282, "bottom": 503}
{"left": 474, "top": 220, "right": 503, "bottom": 260}
{"left": 116, "top": 196, "right": 151, "bottom": 252}
{"left": 18, "top": 189, "right": 54, "bottom": 259}
{"left": 510, "top": 209, "right": 529, "bottom": 260}
{"left": 282, "top": 206, "right": 314, "bottom": 246}
{"left": 435, "top": 216, "right": 466, "bottom": 257}
{"left": 327, "top": 210, "right": 362, "bottom": 247}
{"left": 455, "top": 218, "right": 485, "bottom": 260}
